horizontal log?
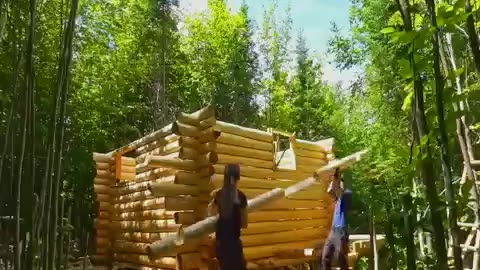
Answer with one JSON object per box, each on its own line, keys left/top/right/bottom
{"left": 217, "top": 153, "right": 273, "bottom": 169}
{"left": 248, "top": 209, "right": 329, "bottom": 222}
{"left": 97, "top": 202, "right": 113, "bottom": 212}
{"left": 211, "top": 174, "right": 325, "bottom": 190}
{"left": 215, "top": 121, "right": 273, "bottom": 142}
{"left": 135, "top": 168, "right": 176, "bottom": 183}
{"left": 314, "top": 150, "right": 368, "bottom": 177}
{"left": 174, "top": 168, "right": 214, "bottom": 185}
{"left": 294, "top": 148, "right": 326, "bottom": 159}
{"left": 135, "top": 134, "right": 179, "bottom": 156}
{"left": 196, "top": 127, "right": 221, "bottom": 144}
{"left": 146, "top": 156, "right": 197, "bottom": 171}
{"left": 114, "top": 240, "right": 148, "bottom": 254}
{"left": 94, "top": 177, "right": 113, "bottom": 186}
{"left": 172, "top": 121, "right": 200, "bottom": 137}
{"left": 240, "top": 187, "right": 328, "bottom": 201}
{"left": 135, "top": 140, "right": 182, "bottom": 161}
{"left": 113, "top": 190, "right": 153, "bottom": 204}
{"left": 178, "top": 147, "right": 199, "bottom": 160}
{"left": 242, "top": 227, "right": 328, "bottom": 247}
{"left": 94, "top": 184, "right": 111, "bottom": 195}
{"left": 242, "top": 219, "right": 329, "bottom": 235}
{"left": 95, "top": 194, "right": 111, "bottom": 202}
{"left": 118, "top": 172, "right": 136, "bottom": 181}
{"left": 294, "top": 138, "right": 330, "bottom": 153}
{"left": 199, "top": 116, "right": 216, "bottom": 128}
{"left": 117, "top": 232, "right": 174, "bottom": 243}
{"left": 215, "top": 143, "right": 273, "bottom": 161}
{"left": 96, "top": 169, "right": 114, "bottom": 179}
{"left": 113, "top": 220, "right": 180, "bottom": 232}
{"left": 93, "top": 152, "right": 112, "bottom": 163}
{"left": 213, "top": 164, "right": 311, "bottom": 181}
{"left": 243, "top": 239, "right": 320, "bottom": 260}
{"left": 96, "top": 237, "right": 111, "bottom": 248}
{"left": 94, "top": 218, "right": 112, "bottom": 230}
{"left": 97, "top": 211, "right": 110, "bottom": 219}
{"left": 111, "top": 262, "right": 157, "bottom": 270}
{"left": 258, "top": 198, "right": 330, "bottom": 210}
{"left": 281, "top": 155, "right": 327, "bottom": 167}
{"left": 176, "top": 105, "right": 215, "bottom": 126}
{"left": 91, "top": 254, "right": 111, "bottom": 265}
{"left": 95, "top": 229, "right": 110, "bottom": 238}
{"left": 178, "top": 136, "right": 201, "bottom": 149}
{"left": 149, "top": 183, "right": 200, "bottom": 197}
{"left": 248, "top": 257, "right": 316, "bottom": 269}
{"left": 111, "top": 165, "right": 136, "bottom": 174}
{"left": 114, "top": 176, "right": 176, "bottom": 196}
{"left": 113, "top": 253, "right": 177, "bottom": 269}
{"left": 217, "top": 132, "right": 273, "bottom": 151}
{"left": 174, "top": 212, "right": 196, "bottom": 225}
{"left": 96, "top": 162, "right": 111, "bottom": 170}
{"left": 177, "top": 252, "right": 202, "bottom": 270}
{"left": 113, "top": 198, "right": 165, "bottom": 212}
{"left": 107, "top": 123, "right": 173, "bottom": 157}
{"left": 165, "top": 196, "right": 199, "bottom": 211}
{"left": 175, "top": 175, "right": 211, "bottom": 187}
{"left": 114, "top": 210, "right": 175, "bottom": 221}
{"left": 95, "top": 247, "right": 109, "bottom": 255}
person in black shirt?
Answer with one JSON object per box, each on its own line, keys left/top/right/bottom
{"left": 208, "top": 164, "right": 248, "bottom": 270}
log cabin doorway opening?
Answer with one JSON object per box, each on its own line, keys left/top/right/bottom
{"left": 272, "top": 130, "right": 297, "bottom": 170}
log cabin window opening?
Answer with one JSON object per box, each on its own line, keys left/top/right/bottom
{"left": 274, "top": 133, "right": 297, "bottom": 170}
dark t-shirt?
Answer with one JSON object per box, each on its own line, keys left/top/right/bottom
{"left": 214, "top": 189, "right": 248, "bottom": 241}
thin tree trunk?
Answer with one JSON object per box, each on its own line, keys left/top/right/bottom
{"left": 465, "top": 0, "right": 480, "bottom": 73}
{"left": 402, "top": 193, "right": 416, "bottom": 270}
{"left": 424, "top": 0, "right": 463, "bottom": 268}
{"left": 396, "top": 0, "right": 448, "bottom": 268}
{"left": 48, "top": 1, "right": 78, "bottom": 267}
{"left": 56, "top": 195, "right": 65, "bottom": 270}
{"left": 63, "top": 204, "right": 71, "bottom": 270}
{"left": 385, "top": 204, "right": 397, "bottom": 270}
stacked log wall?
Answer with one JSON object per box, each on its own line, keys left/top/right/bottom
{"left": 93, "top": 106, "right": 336, "bottom": 270}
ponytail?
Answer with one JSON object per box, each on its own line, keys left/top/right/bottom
{"left": 218, "top": 164, "right": 240, "bottom": 219}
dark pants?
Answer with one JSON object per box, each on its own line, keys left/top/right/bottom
{"left": 216, "top": 238, "right": 246, "bottom": 270}
{"left": 320, "top": 227, "right": 349, "bottom": 270}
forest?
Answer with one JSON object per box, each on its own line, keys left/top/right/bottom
{"left": 1, "top": 0, "right": 480, "bottom": 269}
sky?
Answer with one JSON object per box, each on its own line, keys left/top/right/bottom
{"left": 178, "top": 0, "right": 360, "bottom": 87}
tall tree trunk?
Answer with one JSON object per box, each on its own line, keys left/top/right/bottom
{"left": 402, "top": 193, "right": 416, "bottom": 270}
{"left": 48, "top": 0, "right": 79, "bottom": 268}
{"left": 465, "top": 0, "right": 480, "bottom": 73}
{"left": 14, "top": 0, "right": 36, "bottom": 268}
{"left": 384, "top": 203, "right": 397, "bottom": 270}
{"left": 395, "top": 0, "right": 448, "bottom": 268}
{"left": 424, "top": 0, "right": 463, "bottom": 268}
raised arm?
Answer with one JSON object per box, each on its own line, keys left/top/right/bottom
{"left": 327, "top": 170, "right": 342, "bottom": 199}
{"left": 239, "top": 192, "right": 248, "bottom": 228}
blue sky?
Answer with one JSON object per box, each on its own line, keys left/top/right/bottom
{"left": 178, "top": 0, "right": 359, "bottom": 87}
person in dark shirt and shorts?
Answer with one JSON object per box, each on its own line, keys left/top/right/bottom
{"left": 321, "top": 168, "right": 352, "bottom": 270}
{"left": 208, "top": 164, "right": 248, "bottom": 270}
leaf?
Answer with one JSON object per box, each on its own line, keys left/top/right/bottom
{"left": 398, "top": 59, "right": 412, "bottom": 79}
{"left": 453, "top": 0, "right": 466, "bottom": 11}
{"left": 380, "top": 26, "right": 396, "bottom": 34}
{"left": 402, "top": 90, "right": 414, "bottom": 112}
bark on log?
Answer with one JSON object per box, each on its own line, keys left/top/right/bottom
{"left": 113, "top": 220, "right": 180, "bottom": 232}
{"left": 106, "top": 123, "right": 174, "bottom": 157}
{"left": 243, "top": 239, "right": 320, "bottom": 260}
{"left": 215, "top": 121, "right": 273, "bottom": 142}
{"left": 217, "top": 153, "right": 274, "bottom": 169}
{"left": 216, "top": 132, "right": 273, "bottom": 151}
{"left": 113, "top": 253, "right": 177, "bottom": 269}
{"left": 175, "top": 169, "right": 213, "bottom": 185}
{"left": 242, "top": 227, "right": 328, "bottom": 246}
{"left": 172, "top": 121, "right": 200, "bottom": 137}
{"left": 113, "top": 198, "right": 165, "bottom": 212}
{"left": 164, "top": 196, "right": 199, "bottom": 211}
{"left": 114, "top": 209, "right": 175, "bottom": 221}
{"left": 148, "top": 183, "right": 200, "bottom": 197}
{"left": 215, "top": 143, "right": 273, "bottom": 161}
{"left": 176, "top": 105, "right": 215, "bottom": 126}
{"left": 242, "top": 219, "right": 329, "bottom": 235}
